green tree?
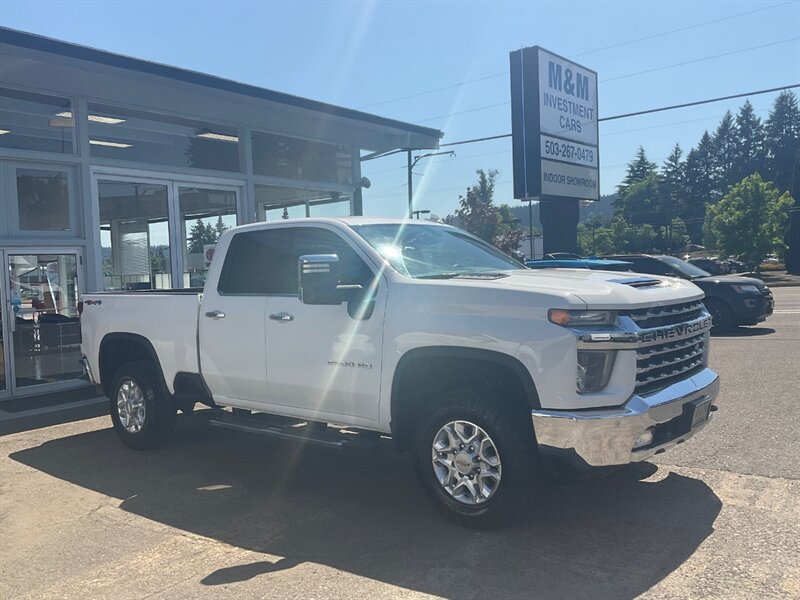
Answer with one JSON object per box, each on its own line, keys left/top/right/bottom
{"left": 660, "top": 143, "right": 687, "bottom": 248}
{"left": 669, "top": 217, "right": 690, "bottom": 250}
{"left": 705, "top": 174, "right": 794, "bottom": 265}
{"left": 712, "top": 111, "right": 737, "bottom": 194}
{"left": 732, "top": 100, "right": 765, "bottom": 183}
{"left": 765, "top": 90, "right": 800, "bottom": 198}
{"left": 616, "top": 146, "right": 658, "bottom": 199}
{"left": 188, "top": 218, "right": 217, "bottom": 253}
{"left": 683, "top": 131, "right": 716, "bottom": 242}
{"left": 445, "top": 169, "right": 524, "bottom": 254}
{"left": 619, "top": 173, "right": 664, "bottom": 226}
{"left": 214, "top": 215, "right": 229, "bottom": 237}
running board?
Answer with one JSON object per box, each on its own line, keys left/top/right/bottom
{"left": 194, "top": 409, "right": 381, "bottom": 450}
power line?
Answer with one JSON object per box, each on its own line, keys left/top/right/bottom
{"left": 436, "top": 84, "right": 799, "bottom": 148}
{"left": 414, "top": 39, "right": 799, "bottom": 125}
{"left": 599, "top": 84, "right": 796, "bottom": 121}
{"left": 356, "top": 1, "right": 793, "bottom": 110}
{"left": 570, "top": 1, "right": 795, "bottom": 58}
{"left": 602, "top": 37, "right": 799, "bottom": 84}
{"left": 365, "top": 106, "right": 774, "bottom": 182}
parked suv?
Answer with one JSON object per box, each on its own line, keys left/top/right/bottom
{"left": 604, "top": 254, "right": 773, "bottom": 331}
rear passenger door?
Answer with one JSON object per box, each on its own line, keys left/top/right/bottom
{"left": 199, "top": 228, "right": 293, "bottom": 405}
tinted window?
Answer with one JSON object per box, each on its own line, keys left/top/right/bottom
{"left": 218, "top": 229, "right": 294, "bottom": 294}
{"left": 17, "top": 169, "right": 70, "bottom": 231}
{"left": 218, "top": 227, "right": 372, "bottom": 295}
{"left": 291, "top": 228, "right": 373, "bottom": 287}
{"left": 87, "top": 103, "right": 240, "bottom": 172}
{"left": 0, "top": 87, "right": 74, "bottom": 154}
{"left": 251, "top": 131, "right": 352, "bottom": 184}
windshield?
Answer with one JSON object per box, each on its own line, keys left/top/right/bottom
{"left": 660, "top": 255, "right": 711, "bottom": 279}
{"left": 350, "top": 223, "right": 523, "bottom": 278}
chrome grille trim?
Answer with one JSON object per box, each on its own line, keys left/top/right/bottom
{"left": 637, "top": 333, "right": 706, "bottom": 357}
{"left": 636, "top": 346, "right": 705, "bottom": 374}
{"left": 628, "top": 300, "right": 703, "bottom": 324}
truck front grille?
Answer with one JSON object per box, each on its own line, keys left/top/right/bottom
{"left": 635, "top": 331, "right": 706, "bottom": 396}
{"left": 626, "top": 300, "right": 705, "bottom": 329}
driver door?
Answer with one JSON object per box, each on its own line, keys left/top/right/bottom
{"left": 264, "top": 225, "right": 385, "bottom": 421}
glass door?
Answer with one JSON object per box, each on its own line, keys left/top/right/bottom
{"left": 5, "top": 249, "right": 84, "bottom": 394}
{"left": 94, "top": 172, "right": 241, "bottom": 290}
{"left": 0, "top": 252, "right": 9, "bottom": 399}
{"left": 177, "top": 184, "right": 238, "bottom": 289}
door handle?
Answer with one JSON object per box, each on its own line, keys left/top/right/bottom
{"left": 269, "top": 312, "right": 294, "bottom": 322}
{"left": 204, "top": 310, "right": 226, "bottom": 320}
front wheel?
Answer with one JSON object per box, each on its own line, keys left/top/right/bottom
{"left": 110, "top": 360, "right": 176, "bottom": 450}
{"left": 413, "top": 389, "right": 542, "bottom": 529}
{"left": 705, "top": 300, "right": 735, "bottom": 332}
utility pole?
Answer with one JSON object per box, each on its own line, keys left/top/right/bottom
{"left": 406, "top": 151, "right": 455, "bottom": 218}
{"left": 412, "top": 210, "right": 431, "bottom": 220}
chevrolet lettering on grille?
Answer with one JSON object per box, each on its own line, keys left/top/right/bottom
{"left": 640, "top": 317, "right": 712, "bottom": 343}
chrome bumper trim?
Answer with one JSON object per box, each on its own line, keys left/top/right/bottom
{"left": 531, "top": 368, "right": 719, "bottom": 467}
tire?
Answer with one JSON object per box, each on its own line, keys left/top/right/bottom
{"left": 413, "top": 387, "right": 542, "bottom": 529}
{"left": 109, "top": 360, "right": 177, "bottom": 450}
{"left": 705, "top": 300, "right": 736, "bottom": 332}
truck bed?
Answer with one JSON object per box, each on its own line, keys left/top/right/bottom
{"left": 80, "top": 291, "right": 203, "bottom": 393}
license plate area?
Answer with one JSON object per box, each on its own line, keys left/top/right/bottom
{"left": 690, "top": 397, "right": 712, "bottom": 428}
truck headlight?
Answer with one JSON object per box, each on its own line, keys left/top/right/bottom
{"left": 576, "top": 350, "right": 616, "bottom": 393}
{"left": 549, "top": 309, "right": 616, "bottom": 327}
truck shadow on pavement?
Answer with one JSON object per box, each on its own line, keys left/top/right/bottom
{"left": 11, "top": 418, "right": 722, "bottom": 600}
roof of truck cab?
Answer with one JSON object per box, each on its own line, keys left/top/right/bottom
{"left": 223, "top": 218, "right": 450, "bottom": 235}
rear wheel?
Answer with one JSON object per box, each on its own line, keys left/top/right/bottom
{"left": 109, "top": 360, "right": 176, "bottom": 450}
{"left": 413, "top": 388, "right": 542, "bottom": 529}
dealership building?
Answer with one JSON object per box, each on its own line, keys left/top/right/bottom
{"left": 0, "top": 27, "right": 441, "bottom": 401}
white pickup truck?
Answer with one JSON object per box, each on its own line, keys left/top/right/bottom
{"left": 80, "top": 218, "right": 719, "bottom": 528}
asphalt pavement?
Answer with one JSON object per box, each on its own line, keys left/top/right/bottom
{"left": 0, "top": 287, "right": 798, "bottom": 599}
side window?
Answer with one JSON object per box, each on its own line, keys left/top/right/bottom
{"left": 644, "top": 260, "right": 673, "bottom": 276}
{"left": 291, "top": 228, "right": 374, "bottom": 288}
{"left": 217, "top": 229, "right": 294, "bottom": 294}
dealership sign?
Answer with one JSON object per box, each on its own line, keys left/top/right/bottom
{"left": 510, "top": 46, "right": 599, "bottom": 201}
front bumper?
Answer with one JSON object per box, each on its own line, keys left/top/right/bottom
{"left": 732, "top": 293, "right": 773, "bottom": 324}
{"left": 531, "top": 367, "right": 719, "bottom": 467}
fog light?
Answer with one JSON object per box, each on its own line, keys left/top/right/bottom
{"left": 633, "top": 428, "right": 654, "bottom": 449}
{"left": 576, "top": 350, "right": 616, "bottom": 393}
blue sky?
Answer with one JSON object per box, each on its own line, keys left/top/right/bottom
{"left": 2, "top": 0, "right": 798, "bottom": 219}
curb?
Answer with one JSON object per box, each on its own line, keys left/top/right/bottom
{"left": 0, "top": 396, "right": 107, "bottom": 436}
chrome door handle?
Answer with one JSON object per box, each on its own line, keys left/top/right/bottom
{"left": 269, "top": 312, "right": 294, "bottom": 322}
{"left": 204, "top": 310, "right": 225, "bottom": 320}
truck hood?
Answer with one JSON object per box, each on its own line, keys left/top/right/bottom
{"left": 483, "top": 269, "right": 704, "bottom": 309}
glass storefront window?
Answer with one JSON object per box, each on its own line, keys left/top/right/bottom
{"left": 98, "top": 181, "right": 172, "bottom": 290}
{"left": 8, "top": 253, "right": 82, "bottom": 388}
{"left": 255, "top": 185, "right": 307, "bottom": 221}
{"left": 87, "top": 103, "right": 241, "bottom": 172}
{"left": 179, "top": 186, "right": 237, "bottom": 288}
{"left": 16, "top": 169, "right": 71, "bottom": 231}
{"left": 308, "top": 189, "right": 352, "bottom": 218}
{"left": 251, "top": 131, "right": 352, "bottom": 185}
{"left": 0, "top": 87, "right": 74, "bottom": 154}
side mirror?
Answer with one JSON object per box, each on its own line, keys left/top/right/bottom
{"left": 299, "top": 254, "right": 342, "bottom": 305}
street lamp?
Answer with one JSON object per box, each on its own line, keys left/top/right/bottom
{"left": 412, "top": 209, "right": 431, "bottom": 220}
{"left": 407, "top": 150, "right": 455, "bottom": 218}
